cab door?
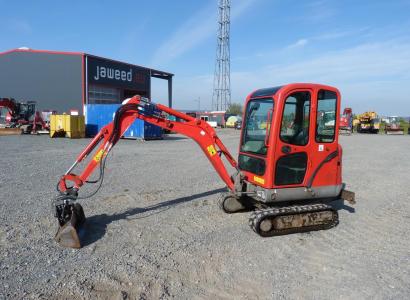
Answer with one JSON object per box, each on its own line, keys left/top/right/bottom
{"left": 238, "top": 97, "right": 274, "bottom": 187}
{"left": 308, "top": 89, "right": 340, "bottom": 188}
{"left": 273, "top": 90, "right": 312, "bottom": 187}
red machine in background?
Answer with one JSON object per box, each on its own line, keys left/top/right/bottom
{"left": 52, "top": 83, "right": 355, "bottom": 249}
{"left": 339, "top": 107, "right": 353, "bottom": 135}
{"left": 384, "top": 116, "right": 404, "bottom": 135}
{"left": 0, "top": 97, "right": 49, "bottom": 134}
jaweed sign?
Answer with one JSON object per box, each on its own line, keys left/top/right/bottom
{"left": 87, "top": 56, "right": 149, "bottom": 90}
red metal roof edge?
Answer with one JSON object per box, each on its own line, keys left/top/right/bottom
{"left": 0, "top": 48, "right": 84, "bottom": 56}
{"left": 0, "top": 48, "right": 173, "bottom": 76}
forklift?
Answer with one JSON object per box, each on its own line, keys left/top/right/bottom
{"left": 53, "top": 83, "right": 355, "bottom": 248}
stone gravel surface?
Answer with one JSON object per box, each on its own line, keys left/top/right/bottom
{"left": 0, "top": 131, "right": 409, "bottom": 299}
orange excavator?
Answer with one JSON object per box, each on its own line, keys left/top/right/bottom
{"left": 53, "top": 83, "right": 355, "bottom": 248}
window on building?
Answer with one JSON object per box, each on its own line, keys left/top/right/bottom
{"left": 88, "top": 84, "right": 121, "bottom": 104}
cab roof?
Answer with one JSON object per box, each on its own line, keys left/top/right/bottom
{"left": 250, "top": 86, "right": 283, "bottom": 98}
{"left": 250, "top": 83, "right": 339, "bottom": 98}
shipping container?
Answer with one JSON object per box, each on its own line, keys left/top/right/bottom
{"left": 85, "top": 104, "right": 162, "bottom": 139}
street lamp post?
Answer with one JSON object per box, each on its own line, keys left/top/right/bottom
{"left": 194, "top": 97, "right": 201, "bottom": 112}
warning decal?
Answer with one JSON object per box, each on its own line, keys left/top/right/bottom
{"left": 207, "top": 145, "right": 217, "bottom": 156}
{"left": 93, "top": 149, "right": 105, "bottom": 162}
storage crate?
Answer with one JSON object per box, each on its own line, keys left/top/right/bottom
{"left": 50, "top": 114, "right": 85, "bottom": 138}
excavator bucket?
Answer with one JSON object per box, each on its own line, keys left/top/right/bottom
{"left": 54, "top": 203, "right": 86, "bottom": 249}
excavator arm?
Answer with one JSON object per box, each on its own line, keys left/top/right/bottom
{"left": 57, "top": 95, "right": 237, "bottom": 193}
{"left": 53, "top": 95, "right": 239, "bottom": 248}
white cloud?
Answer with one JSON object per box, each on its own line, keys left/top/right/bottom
{"left": 150, "top": 5, "right": 215, "bottom": 67}
{"left": 159, "top": 39, "right": 410, "bottom": 115}
{"left": 230, "top": 40, "right": 410, "bottom": 115}
{"left": 235, "top": 29, "right": 362, "bottom": 62}
{"left": 303, "top": 0, "right": 336, "bottom": 22}
{"left": 287, "top": 38, "right": 308, "bottom": 49}
{"left": 151, "top": 0, "right": 257, "bottom": 67}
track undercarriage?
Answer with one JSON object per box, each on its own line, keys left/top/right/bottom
{"left": 249, "top": 204, "right": 338, "bottom": 236}
{"left": 220, "top": 192, "right": 354, "bottom": 237}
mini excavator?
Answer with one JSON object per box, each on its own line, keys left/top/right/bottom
{"left": 53, "top": 83, "right": 355, "bottom": 248}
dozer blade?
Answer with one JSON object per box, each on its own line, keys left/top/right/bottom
{"left": 55, "top": 203, "right": 85, "bottom": 249}
{"left": 0, "top": 128, "right": 22, "bottom": 136}
{"left": 386, "top": 130, "right": 404, "bottom": 135}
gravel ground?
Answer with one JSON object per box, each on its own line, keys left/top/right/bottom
{"left": 0, "top": 131, "right": 409, "bottom": 299}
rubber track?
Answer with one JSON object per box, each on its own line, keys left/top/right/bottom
{"left": 249, "top": 203, "right": 339, "bottom": 237}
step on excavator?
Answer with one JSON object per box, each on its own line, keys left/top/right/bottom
{"left": 53, "top": 83, "right": 355, "bottom": 248}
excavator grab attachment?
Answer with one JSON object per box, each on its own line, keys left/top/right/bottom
{"left": 54, "top": 203, "right": 85, "bottom": 248}
{"left": 53, "top": 189, "right": 85, "bottom": 248}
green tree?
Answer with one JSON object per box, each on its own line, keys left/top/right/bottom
{"left": 226, "top": 103, "right": 243, "bottom": 115}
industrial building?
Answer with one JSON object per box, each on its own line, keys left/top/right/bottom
{"left": 0, "top": 48, "right": 173, "bottom": 138}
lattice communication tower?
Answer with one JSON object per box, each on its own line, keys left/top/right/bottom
{"left": 212, "top": 0, "right": 231, "bottom": 111}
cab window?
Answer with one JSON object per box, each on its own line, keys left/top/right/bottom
{"left": 316, "top": 90, "right": 337, "bottom": 143}
{"left": 238, "top": 154, "right": 266, "bottom": 176}
{"left": 280, "top": 92, "right": 311, "bottom": 146}
{"left": 240, "top": 98, "right": 273, "bottom": 156}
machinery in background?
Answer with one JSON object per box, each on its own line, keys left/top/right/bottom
{"left": 199, "top": 115, "right": 218, "bottom": 128}
{"left": 384, "top": 116, "right": 404, "bottom": 135}
{"left": 0, "top": 97, "right": 50, "bottom": 134}
{"left": 225, "top": 115, "right": 241, "bottom": 128}
{"left": 355, "top": 111, "right": 380, "bottom": 134}
{"left": 339, "top": 108, "right": 353, "bottom": 135}
{"left": 200, "top": 111, "right": 227, "bottom": 128}
{"left": 52, "top": 83, "right": 355, "bottom": 249}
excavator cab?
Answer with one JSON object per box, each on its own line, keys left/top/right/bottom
{"left": 16, "top": 101, "right": 36, "bottom": 122}
{"left": 237, "top": 84, "right": 342, "bottom": 197}
{"left": 221, "top": 84, "right": 354, "bottom": 236}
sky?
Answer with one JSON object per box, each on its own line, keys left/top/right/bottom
{"left": 1, "top": 0, "right": 410, "bottom": 115}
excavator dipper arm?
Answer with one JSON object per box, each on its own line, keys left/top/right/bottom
{"left": 53, "top": 96, "right": 238, "bottom": 248}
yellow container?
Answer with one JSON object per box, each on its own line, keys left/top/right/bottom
{"left": 50, "top": 114, "right": 85, "bottom": 138}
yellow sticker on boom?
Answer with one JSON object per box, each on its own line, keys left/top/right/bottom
{"left": 207, "top": 145, "right": 217, "bottom": 156}
{"left": 253, "top": 176, "right": 265, "bottom": 185}
{"left": 93, "top": 149, "right": 105, "bottom": 162}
